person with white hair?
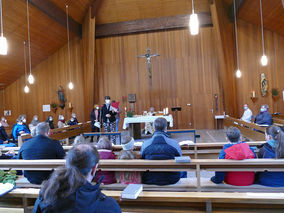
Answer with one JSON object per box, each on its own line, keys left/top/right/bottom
{"left": 18, "top": 122, "right": 65, "bottom": 184}
{"left": 68, "top": 113, "right": 79, "bottom": 126}
{"left": 29, "top": 115, "right": 40, "bottom": 135}
{"left": 240, "top": 104, "right": 253, "bottom": 123}
{"left": 57, "top": 114, "right": 66, "bottom": 128}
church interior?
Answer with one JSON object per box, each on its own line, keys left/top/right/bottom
{"left": 0, "top": 0, "right": 284, "bottom": 212}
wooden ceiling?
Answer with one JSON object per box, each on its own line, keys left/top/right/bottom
{"left": 0, "top": 0, "right": 92, "bottom": 88}
{"left": 96, "top": 0, "right": 211, "bottom": 24}
{"left": 238, "top": 0, "right": 284, "bottom": 37}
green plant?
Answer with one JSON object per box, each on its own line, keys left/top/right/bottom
{"left": 272, "top": 88, "right": 279, "bottom": 96}
{"left": 51, "top": 103, "right": 57, "bottom": 109}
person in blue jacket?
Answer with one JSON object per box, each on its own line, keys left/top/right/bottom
{"left": 254, "top": 104, "right": 272, "bottom": 126}
{"left": 68, "top": 113, "right": 79, "bottom": 126}
{"left": 255, "top": 125, "right": 284, "bottom": 187}
{"left": 32, "top": 143, "right": 121, "bottom": 213}
{"left": 141, "top": 117, "right": 184, "bottom": 185}
{"left": 12, "top": 115, "right": 30, "bottom": 141}
{"left": 0, "top": 122, "right": 16, "bottom": 147}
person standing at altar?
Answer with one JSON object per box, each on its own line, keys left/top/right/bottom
{"left": 112, "top": 100, "right": 121, "bottom": 132}
{"left": 145, "top": 107, "right": 155, "bottom": 135}
{"left": 240, "top": 104, "right": 253, "bottom": 123}
{"left": 101, "top": 96, "right": 117, "bottom": 144}
{"left": 90, "top": 104, "right": 101, "bottom": 142}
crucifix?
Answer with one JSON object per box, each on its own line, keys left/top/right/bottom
{"left": 138, "top": 47, "right": 160, "bottom": 89}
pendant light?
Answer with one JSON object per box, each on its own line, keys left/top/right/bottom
{"left": 23, "top": 41, "right": 29, "bottom": 93}
{"left": 189, "top": 0, "right": 199, "bottom": 35}
{"left": 26, "top": 0, "right": 34, "bottom": 84}
{"left": 259, "top": 0, "right": 268, "bottom": 66}
{"left": 66, "top": 5, "right": 73, "bottom": 90}
{"left": 0, "top": 0, "right": 7, "bottom": 55}
{"left": 233, "top": 0, "right": 241, "bottom": 78}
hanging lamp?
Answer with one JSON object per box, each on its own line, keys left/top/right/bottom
{"left": 233, "top": 0, "right": 241, "bottom": 78}
{"left": 189, "top": 0, "right": 199, "bottom": 35}
{"left": 26, "top": 0, "right": 34, "bottom": 84}
{"left": 259, "top": 0, "right": 268, "bottom": 66}
{"left": 0, "top": 0, "right": 7, "bottom": 55}
{"left": 23, "top": 41, "right": 29, "bottom": 93}
{"left": 66, "top": 5, "right": 73, "bottom": 90}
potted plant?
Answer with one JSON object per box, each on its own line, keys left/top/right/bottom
{"left": 51, "top": 103, "right": 57, "bottom": 113}
{"left": 272, "top": 88, "right": 279, "bottom": 101}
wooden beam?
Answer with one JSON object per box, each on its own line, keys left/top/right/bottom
{"left": 28, "top": 0, "right": 82, "bottom": 37}
{"left": 91, "top": 0, "right": 103, "bottom": 18}
{"left": 95, "top": 12, "right": 212, "bottom": 38}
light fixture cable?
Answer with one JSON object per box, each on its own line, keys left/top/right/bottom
{"left": 66, "top": 5, "right": 73, "bottom": 89}
{"left": 0, "top": 0, "right": 3, "bottom": 36}
{"left": 27, "top": 0, "right": 32, "bottom": 76}
{"left": 260, "top": 0, "right": 265, "bottom": 56}
{"left": 233, "top": 0, "right": 240, "bottom": 71}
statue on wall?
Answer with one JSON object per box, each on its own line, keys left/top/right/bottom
{"left": 260, "top": 73, "right": 268, "bottom": 97}
{"left": 57, "top": 85, "right": 66, "bottom": 109}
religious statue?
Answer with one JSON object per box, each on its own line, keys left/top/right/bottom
{"left": 57, "top": 85, "right": 66, "bottom": 109}
{"left": 138, "top": 47, "right": 160, "bottom": 89}
{"left": 260, "top": 73, "right": 268, "bottom": 97}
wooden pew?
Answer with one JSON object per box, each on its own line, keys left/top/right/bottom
{"left": 224, "top": 116, "right": 266, "bottom": 141}
{"left": 16, "top": 122, "right": 92, "bottom": 146}
{"left": 167, "top": 129, "right": 196, "bottom": 143}
{"left": 272, "top": 117, "right": 284, "bottom": 127}
{"left": 1, "top": 158, "right": 284, "bottom": 191}
{"left": 3, "top": 188, "right": 284, "bottom": 213}
{"left": 1, "top": 141, "right": 265, "bottom": 159}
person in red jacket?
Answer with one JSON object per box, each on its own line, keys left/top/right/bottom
{"left": 211, "top": 127, "right": 256, "bottom": 186}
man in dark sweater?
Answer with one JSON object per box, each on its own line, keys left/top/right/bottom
{"left": 18, "top": 122, "right": 65, "bottom": 184}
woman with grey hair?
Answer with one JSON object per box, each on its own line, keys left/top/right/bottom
{"left": 29, "top": 115, "right": 40, "bottom": 136}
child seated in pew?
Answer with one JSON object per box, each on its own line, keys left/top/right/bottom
{"left": 211, "top": 126, "right": 256, "bottom": 186}
{"left": 255, "top": 125, "right": 284, "bottom": 187}
{"left": 94, "top": 137, "right": 116, "bottom": 185}
{"left": 116, "top": 136, "right": 141, "bottom": 184}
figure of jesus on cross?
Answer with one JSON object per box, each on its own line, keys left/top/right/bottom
{"left": 138, "top": 47, "right": 160, "bottom": 89}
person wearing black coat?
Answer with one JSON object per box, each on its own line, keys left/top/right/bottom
{"left": 46, "top": 116, "right": 54, "bottom": 129}
{"left": 101, "top": 96, "right": 117, "bottom": 144}
{"left": 90, "top": 104, "right": 101, "bottom": 142}
{"left": 254, "top": 104, "right": 272, "bottom": 126}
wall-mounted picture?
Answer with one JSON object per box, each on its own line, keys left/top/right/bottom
{"left": 4, "top": 110, "right": 11, "bottom": 116}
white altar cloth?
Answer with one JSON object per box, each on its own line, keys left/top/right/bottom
{"left": 123, "top": 115, "right": 173, "bottom": 129}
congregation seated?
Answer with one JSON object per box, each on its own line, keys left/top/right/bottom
{"left": 57, "top": 114, "right": 66, "bottom": 128}
{"left": 18, "top": 122, "right": 65, "bottom": 184}
{"left": 240, "top": 104, "right": 253, "bottom": 123}
{"left": 94, "top": 137, "right": 116, "bottom": 185}
{"left": 255, "top": 126, "right": 284, "bottom": 187}
{"left": 29, "top": 115, "right": 40, "bottom": 136}
{"left": 0, "top": 148, "right": 15, "bottom": 159}
{"left": 68, "top": 113, "right": 79, "bottom": 126}
{"left": 254, "top": 104, "right": 272, "bottom": 126}
{"left": 0, "top": 117, "right": 9, "bottom": 127}
{"left": 116, "top": 136, "right": 141, "bottom": 184}
{"left": 33, "top": 143, "right": 121, "bottom": 213}
{"left": 0, "top": 122, "right": 15, "bottom": 147}
{"left": 211, "top": 127, "right": 256, "bottom": 186}
{"left": 46, "top": 115, "right": 54, "bottom": 129}
{"left": 12, "top": 115, "right": 30, "bottom": 141}
{"left": 141, "top": 117, "right": 184, "bottom": 185}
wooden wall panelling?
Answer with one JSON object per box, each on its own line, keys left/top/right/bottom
{"left": 95, "top": 28, "right": 223, "bottom": 129}
{"left": 2, "top": 38, "right": 85, "bottom": 126}
{"left": 82, "top": 8, "right": 95, "bottom": 121}
{"left": 210, "top": 0, "right": 238, "bottom": 117}
{"left": 236, "top": 20, "right": 284, "bottom": 116}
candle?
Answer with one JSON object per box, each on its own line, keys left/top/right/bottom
{"left": 252, "top": 91, "right": 256, "bottom": 98}
{"left": 68, "top": 102, "right": 72, "bottom": 108}
{"left": 125, "top": 107, "right": 127, "bottom": 111}
{"left": 165, "top": 107, "right": 168, "bottom": 115}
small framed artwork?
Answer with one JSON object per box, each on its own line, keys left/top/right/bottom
{"left": 4, "top": 110, "right": 11, "bottom": 116}
{"left": 42, "top": 105, "right": 51, "bottom": 112}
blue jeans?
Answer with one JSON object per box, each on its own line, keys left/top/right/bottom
{"left": 115, "top": 118, "right": 120, "bottom": 132}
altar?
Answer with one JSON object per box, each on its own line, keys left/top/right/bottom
{"left": 123, "top": 115, "right": 173, "bottom": 139}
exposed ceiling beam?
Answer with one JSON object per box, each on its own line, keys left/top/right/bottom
{"left": 91, "top": 0, "right": 103, "bottom": 18}
{"left": 95, "top": 12, "right": 212, "bottom": 38}
{"left": 28, "top": 0, "right": 82, "bottom": 37}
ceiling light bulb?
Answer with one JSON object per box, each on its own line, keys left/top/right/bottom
{"left": 236, "top": 69, "right": 242, "bottom": 78}
{"left": 189, "top": 13, "right": 199, "bottom": 35}
{"left": 24, "top": 85, "right": 29, "bottom": 93}
{"left": 28, "top": 74, "right": 35, "bottom": 84}
{"left": 0, "top": 35, "right": 8, "bottom": 55}
{"left": 68, "top": 82, "right": 74, "bottom": 90}
{"left": 260, "top": 54, "right": 268, "bottom": 66}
